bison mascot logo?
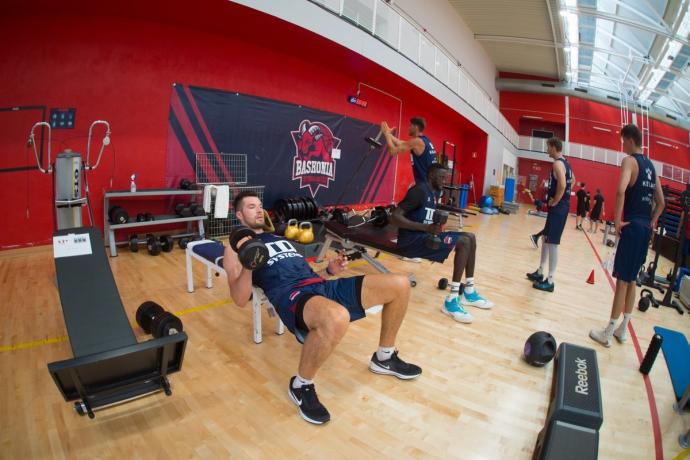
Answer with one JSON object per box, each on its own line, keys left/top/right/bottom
{"left": 291, "top": 120, "right": 340, "bottom": 197}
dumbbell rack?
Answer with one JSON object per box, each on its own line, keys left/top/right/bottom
{"left": 104, "top": 188, "right": 207, "bottom": 257}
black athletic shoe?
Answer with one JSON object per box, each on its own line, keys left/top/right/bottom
{"left": 288, "top": 377, "right": 330, "bottom": 425}
{"left": 369, "top": 351, "right": 422, "bottom": 380}
{"left": 533, "top": 280, "right": 555, "bottom": 292}
{"left": 526, "top": 270, "right": 544, "bottom": 282}
{"left": 529, "top": 234, "right": 539, "bottom": 249}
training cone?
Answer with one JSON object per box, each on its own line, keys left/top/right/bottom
{"left": 586, "top": 270, "right": 595, "bottom": 284}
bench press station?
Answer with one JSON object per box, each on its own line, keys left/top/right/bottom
{"left": 316, "top": 220, "right": 418, "bottom": 286}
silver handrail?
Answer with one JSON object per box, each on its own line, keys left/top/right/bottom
{"left": 27, "top": 121, "right": 52, "bottom": 174}
{"left": 86, "top": 120, "right": 111, "bottom": 170}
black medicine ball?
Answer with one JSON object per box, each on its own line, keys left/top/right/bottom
{"left": 524, "top": 331, "right": 557, "bottom": 367}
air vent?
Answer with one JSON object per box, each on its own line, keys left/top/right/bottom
{"left": 606, "top": 95, "right": 620, "bottom": 101}
{"left": 574, "top": 87, "right": 588, "bottom": 93}
{"left": 666, "top": 114, "right": 677, "bottom": 121}
{"left": 541, "top": 83, "right": 556, "bottom": 88}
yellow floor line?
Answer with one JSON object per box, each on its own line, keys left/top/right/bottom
{"left": 0, "top": 251, "right": 399, "bottom": 353}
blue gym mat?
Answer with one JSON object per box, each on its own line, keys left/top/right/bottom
{"left": 653, "top": 326, "right": 690, "bottom": 401}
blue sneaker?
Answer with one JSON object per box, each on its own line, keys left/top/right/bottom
{"left": 461, "top": 289, "right": 494, "bottom": 309}
{"left": 442, "top": 297, "right": 474, "bottom": 323}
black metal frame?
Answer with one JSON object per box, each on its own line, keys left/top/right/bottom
{"left": 0, "top": 105, "right": 47, "bottom": 173}
{"left": 48, "top": 333, "right": 187, "bottom": 419}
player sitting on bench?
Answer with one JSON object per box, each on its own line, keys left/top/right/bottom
{"left": 392, "top": 163, "right": 493, "bottom": 324}
{"left": 224, "top": 191, "right": 422, "bottom": 425}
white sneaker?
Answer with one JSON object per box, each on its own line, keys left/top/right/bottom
{"left": 401, "top": 257, "right": 422, "bottom": 263}
{"left": 442, "top": 297, "right": 474, "bottom": 323}
{"left": 589, "top": 328, "right": 612, "bottom": 348}
{"left": 613, "top": 324, "right": 628, "bottom": 343}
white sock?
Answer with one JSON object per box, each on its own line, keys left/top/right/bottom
{"left": 547, "top": 275, "right": 554, "bottom": 284}
{"left": 618, "top": 313, "right": 631, "bottom": 332}
{"left": 447, "top": 281, "right": 461, "bottom": 300}
{"left": 464, "top": 278, "right": 475, "bottom": 294}
{"left": 604, "top": 319, "right": 616, "bottom": 337}
{"left": 292, "top": 374, "right": 313, "bottom": 389}
{"left": 376, "top": 346, "right": 395, "bottom": 362}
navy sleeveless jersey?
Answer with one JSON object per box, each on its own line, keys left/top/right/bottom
{"left": 623, "top": 153, "right": 656, "bottom": 223}
{"left": 412, "top": 135, "right": 437, "bottom": 184}
{"left": 251, "top": 233, "right": 321, "bottom": 299}
{"left": 548, "top": 157, "right": 573, "bottom": 212}
{"left": 398, "top": 183, "right": 438, "bottom": 240}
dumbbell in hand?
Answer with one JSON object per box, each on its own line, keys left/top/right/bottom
{"left": 229, "top": 226, "right": 269, "bottom": 270}
{"left": 425, "top": 210, "right": 449, "bottom": 250}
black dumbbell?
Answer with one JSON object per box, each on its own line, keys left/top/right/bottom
{"left": 136, "top": 301, "right": 183, "bottom": 338}
{"left": 145, "top": 212, "right": 155, "bottom": 221}
{"left": 146, "top": 234, "right": 161, "bottom": 255}
{"left": 175, "top": 203, "right": 192, "bottom": 217}
{"left": 371, "top": 206, "right": 390, "bottom": 228}
{"left": 129, "top": 234, "right": 139, "bottom": 252}
{"left": 188, "top": 202, "right": 205, "bottom": 217}
{"left": 425, "top": 210, "right": 449, "bottom": 250}
{"left": 109, "top": 206, "right": 129, "bottom": 224}
{"left": 178, "top": 237, "right": 190, "bottom": 249}
{"left": 438, "top": 278, "right": 448, "bottom": 290}
{"left": 179, "top": 178, "right": 193, "bottom": 190}
{"left": 136, "top": 213, "right": 146, "bottom": 222}
{"left": 159, "top": 235, "right": 174, "bottom": 252}
{"left": 229, "top": 226, "right": 269, "bottom": 270}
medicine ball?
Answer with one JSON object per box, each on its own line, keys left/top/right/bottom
{"left": 524, "top": 331, "right": 557, "bottom": 367}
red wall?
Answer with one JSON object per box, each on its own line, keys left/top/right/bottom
{"left": 518, "top": 119, "right": 566, "bottom": 139}
{"left": 500, "top": 91, "right": 566, "bottom": 131}
{"left": 0, "top": 0, "right": 487, "bottom": 248}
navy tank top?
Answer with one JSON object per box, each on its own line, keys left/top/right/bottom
{"left": 623, "top": 153, "right": 656, "bottom": 223}
{"left": 398, "top": 182, "right": 438, "bottom": 240}
{"left": 412, "top": 135, "right": 437, "bottom": 184}
{"left": 548, "top": 157, "right": 573, "bottom": 213}
{"left": 251, "top": 233, "right": 321, "bottom": 300}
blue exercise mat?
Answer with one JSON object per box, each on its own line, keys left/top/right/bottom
{"left": 653, "top": 326, "right": 690, "bottom": 401}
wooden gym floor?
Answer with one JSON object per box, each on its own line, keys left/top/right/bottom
{"left": 1, "top": 209, "right": 689, "bottom": 459}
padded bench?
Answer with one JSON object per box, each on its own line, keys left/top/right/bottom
{"left": 50, "top": 227, "right": 187, "bottom": 418}
{"left": 185, "top": 239, "right": 284, "bottom": 343}
{"left": 317, "top": 220, "right": 417, "bottom": 286}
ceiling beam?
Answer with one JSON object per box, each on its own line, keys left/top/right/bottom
{"left": 563, "top": 6, "right": 690, "bottom": 47}
{"left": 545, "top": 0, "right": 562, "bottom": 80}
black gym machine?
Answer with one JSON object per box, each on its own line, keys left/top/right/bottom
{"left": 27, "top": 121, "right": 188, "bottom": 418}
{"left": 637, "top": 183, "right": 690, "bottom": 315}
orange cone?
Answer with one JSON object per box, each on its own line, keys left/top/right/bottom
{"left": 586, "top": 270, "right": 595, "bottom": 284}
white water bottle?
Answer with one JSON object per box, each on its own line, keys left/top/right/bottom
{"left": 130, "top": 173, "right": 137, "bottom": 193}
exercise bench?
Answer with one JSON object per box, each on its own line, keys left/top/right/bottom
{"left": 185, "top": 239, "right": 285, "bottom": 344}
{"left": 316, "top": 220, "right": 417, "bottom": 286}
{"left": 49, "top": 227, "right": 188, "bottom": 419}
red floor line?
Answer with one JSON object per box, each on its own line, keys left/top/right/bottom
{"left": 582, "top": 229, "right": 664, "bottom": 460}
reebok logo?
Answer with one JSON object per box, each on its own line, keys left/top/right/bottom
{"left": 574, "top": 357, "right": 589, "bottom": 395}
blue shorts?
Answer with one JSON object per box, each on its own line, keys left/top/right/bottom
{"left": 396, "top": 231, "right": 462, "bottom": 263}
{"left": 267, "top": 276, "right": 366, "bottom": 343}
{"left": 613, "top": 221, "right": 651, "bottom": 282}
{"left": 544, "top": 209, "right": 568, "bottom": 245}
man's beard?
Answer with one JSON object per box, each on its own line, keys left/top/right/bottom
{"left": 246, "top": 221, "right": 264, "bottom": 230}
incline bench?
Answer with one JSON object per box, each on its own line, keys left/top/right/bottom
{"left": 49, "top": 227, "right": 187, "bottom": 418}
{"left": 316, "top": 220, "right": 417, "bottom": 286}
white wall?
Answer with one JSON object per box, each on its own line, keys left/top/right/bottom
{"left": 231, "top": 0, "right": 513, "bottom": 195}
{"left": 392, "top": 0, "right": 498, "bottom": 102}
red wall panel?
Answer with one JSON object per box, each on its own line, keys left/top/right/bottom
{"left": 500, "top": 91, "right": 566, "bottom": 132}
{"left": 0, "top": 0, "right": 486, "bottom": 248}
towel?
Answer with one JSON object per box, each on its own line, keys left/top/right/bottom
{"left": 203, "top": 185, "right": 215, "bottom": 213}
{"left": 214, "top": 185, "right": 230, "bottom": 218}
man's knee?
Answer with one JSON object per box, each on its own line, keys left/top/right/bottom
{"left": 389, "top": 274, "right": 410, "bottom": 296}
{"left": 324, "top": 306, "right": 350, "bottom": 338}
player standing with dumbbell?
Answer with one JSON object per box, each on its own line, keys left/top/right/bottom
{"left": 392, "top": 163, "right": 493, "bottom": 324}
{"left": 224, "top": 191, "right": 422, "bottom": 425}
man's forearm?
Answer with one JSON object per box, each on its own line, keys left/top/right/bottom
{"left": 551, "top": 185, "right": 565, "bottom": 204}
{"left": 228, "top": 268, "right": 253, "bottom": 307}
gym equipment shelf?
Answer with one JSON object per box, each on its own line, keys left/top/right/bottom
{"left": 104, "top": 188, "right": 207, "bottom": 257}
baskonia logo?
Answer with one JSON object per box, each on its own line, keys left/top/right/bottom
{"left": 291, "top": 120, "right": 340, "bottom": 197}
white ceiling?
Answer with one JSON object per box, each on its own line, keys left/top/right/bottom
{"left": 449, "top": 0, "right": 690, "bottom": 120}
